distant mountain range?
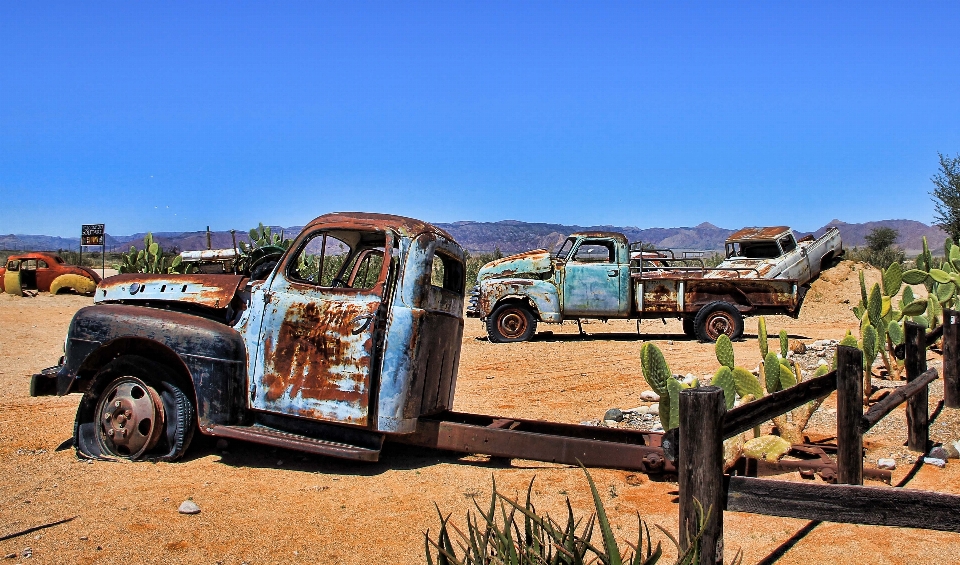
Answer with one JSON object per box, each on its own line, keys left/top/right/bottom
{"left": 0, "top": 218, "right": 947, "bottom": 256}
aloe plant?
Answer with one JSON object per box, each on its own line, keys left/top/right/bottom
{"left": 425, "top": 467, "right": 740, "bottom": 565}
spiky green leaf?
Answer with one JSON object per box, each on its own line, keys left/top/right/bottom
{"left": 764, "top": 352, "right": 781, "bottom": 394}
{"left": 902, "top": 269, "right": 928, "bottom": 285}
{"left": 711, "top": 367, "right": 736, "bottom": 409}
{"left": 887, "top": 320, "right": 904, "bottom": 346}
{"left": 757, "top": 316, "right": 768, "bottom": 359}
{"left": 867, "top": 284, "right": 883, "bottom": 329}
{"left": 666, "top": 378, "right": 682, "bottom": 431}
{"left": 901, "top": 300, "right": 927, "bottom": 317}
{"left": 640, "top": 343, "right": 671, "bottom": 397}
{"left": 732, "top": 367, "right": 764, "bottom": 399}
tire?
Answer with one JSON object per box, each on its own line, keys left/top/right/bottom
{"left": 694, "top": 302, "right": 744, "bottom": 343}
{"left": 682, "top": 316, "right": 696, "bottom": 337}
{"left": 486, "top": 303, "right": 537, "bottom": 343}
{"left": 74, "top": 356, "right": 195, "bottom": 462}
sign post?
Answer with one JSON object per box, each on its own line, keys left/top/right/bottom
{"left": 81, "top": 224, "right": 106, "bottom": 279}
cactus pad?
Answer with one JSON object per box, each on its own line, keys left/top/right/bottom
{"left": 665, "top": 377, "right": 682, "bottom": 430}
{"left": 887, "top": 320, "right": 904, "bottom": 345}
{"left": 715, "top": 334, "right": 735, "bottom": 369}
{"left": 902, "top": 269, "right": 928, "bottom": 285}
{"left": 640, "top": 343, "right": 671, "bottom": 397}
{"left": 882, "top": 263, "right": 903, "bottom": 296}
{"left": 764, "top": 352, "right": 781, "bottom": 393}
{"left": 711, "top": 367, "right": 737, "bottom": 409}
{"left": 778, "top": 364, "right": 797, "bottom": 389}
{"left": 861, "top": 324, "right": 878, "bottom": 369}
{"left": 758, "top": 316, "right": 768, "bottom": 359}
{"left": 732, "top": 367, "right": 764, "bottom": 399}
{"left": 778, "top": 330, "right": 788, "bottom": 358}
{"left": 743, "top": 435, "right": 791, "bottom": 462}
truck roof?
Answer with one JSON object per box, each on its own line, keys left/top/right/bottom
{"left": 305, "top": 212, "right": 455, "bottom": 241}
{"left": 569, "top": 231, "right": 629, "bottom": 244}
{"left": 726, "top": 226, "right": 791, "bottom": 242}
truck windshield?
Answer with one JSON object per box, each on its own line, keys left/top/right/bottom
{"left": 726, "top": 241, "right": 782, "bottom": 259}
{"left": 555, "top": 238, "right": 575, "bottom": 260}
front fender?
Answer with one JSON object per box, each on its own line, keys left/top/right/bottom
{"left": 478, "top": 278, "right": 561, "bottom": 323}
{"left": 58, "top": 304, "right": 247, "bottom": 428}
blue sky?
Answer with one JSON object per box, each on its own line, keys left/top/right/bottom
{"left": 2, "top": 2, "right": 959, "bottom": 237}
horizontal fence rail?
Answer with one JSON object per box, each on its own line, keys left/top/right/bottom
{"left": 861, "top": 368, "right": 939, "bottom": 432}
{"left": 726, "top": 476, "right": 960, "bottom": 533}
{"left": 722, "top": 370, "right": 837, "bottom": 440}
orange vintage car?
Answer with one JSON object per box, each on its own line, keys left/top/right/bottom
{"left": 0, "top": 252, "right": 102, "bottom": 295}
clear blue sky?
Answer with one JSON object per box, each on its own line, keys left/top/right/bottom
{"left": 2, "top": 2, "right": 959, "bottom": 237}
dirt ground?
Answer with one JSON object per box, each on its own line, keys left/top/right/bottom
{"left": 2, "top": 261, "right": 960, "bottom": 564}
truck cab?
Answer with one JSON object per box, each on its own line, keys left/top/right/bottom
{"left": 33, "top": 213, "right": 467, "bottom": 463}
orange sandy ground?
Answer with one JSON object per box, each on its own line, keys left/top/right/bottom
{"left": 1, "top": 261, "right": 959, "bottom": 564}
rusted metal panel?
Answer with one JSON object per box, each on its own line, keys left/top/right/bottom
{"left": 398, "top": 411, "right": 674, "bottom": 474}
{"left": 639, "top": 279, "right": 681, "bottom": 313}
{"left": 304, "top": 212, "right": 456, "bottom": 241}
{"left": 476, "top": 249, "right": 552, "bottom": 280}
{"left": 476, "top": 278, "right": 561, "bottom": 321}
{"left": 96, "top": 273, "right": 246, "bottom": 310}
{"left": 726, "top": 226, "right": 791, "bottom": 241}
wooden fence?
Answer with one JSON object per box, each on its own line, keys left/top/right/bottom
{"left": 677, "top": 309, "right": 960, "bottom": 564}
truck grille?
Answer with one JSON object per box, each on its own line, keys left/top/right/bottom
{"left": 466, "top": 285, "right": 480, "bottom": 318}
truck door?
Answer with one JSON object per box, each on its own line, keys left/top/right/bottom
{"left": 778, "top": 234, "right": 811, "bottom": 282}
{"left": 562, "top": 238, "right": 629, "bottom": 317}
{"left": 250, "top": 228, "right": 393, "bottom": 427}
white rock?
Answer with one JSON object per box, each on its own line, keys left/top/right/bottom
{"left": 877, "top": 458, "right": 896, "bottom": 470}
{"left": 178, "top": 500, "right": 201, "bottom": 515}
{"left": 649, "top": 403, "right": 659, "bottom": 413}
{"left": 924, "top": 457, "right": 947, "bottom": 468}
{"left": 817, "top": 359, "right": 828, "bottom": 367}
{"left": 603, "top": 419, "right": 619, "bottom": 427}
{"left": 640, "top": 390, "right": 660, "bottom": 401}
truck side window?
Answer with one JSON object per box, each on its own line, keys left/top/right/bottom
{"left": 555, "top": 238, "right": 575, "bottom": 260}
{"left": 6, "top": 260, "right": 19, "bottom": 271}
{"left": 573, "top": 242, "right": 614, "bottom": 263}
{"left": 779, "top": 235, "right": 797, "bottom": 253}
{"left": 288, "top": 233, "right": 352, "bottom": 286}
{"left": 431, "top": 250, "right": 464, "bottom": 294}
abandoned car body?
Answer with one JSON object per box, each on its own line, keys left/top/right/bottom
{"left": 1, "top": 252, "right": 102, "bottom": 296}
{"left": 467, "top": 227, "right": 842, "bottom": 343}
{"left": 32, "top": 213, "right": 669, "bottom": 472}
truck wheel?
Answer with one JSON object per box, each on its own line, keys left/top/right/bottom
{"left": 486, "top": 303, "right": 537, "bottom": 343}
{"left": 682, "top": 316, "right": 696, "bottom": 337}
{"left": 75, "top": 356, "right": 195, "bottom": 462}
{"left": 694, "top": 302, "right": 744, "bottom": 342}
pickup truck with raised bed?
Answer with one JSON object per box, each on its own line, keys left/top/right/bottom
{"left": 466, "top": 226, "right": 842, "bottom": 343}
{"left": 30, "top": 213, "right": 671, "bottom": 473}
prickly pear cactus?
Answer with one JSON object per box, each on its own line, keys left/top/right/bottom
{"left": 711, "top": 367, "right": 737, "bottom": 409}
{"left": 743, "top": 435, "right": 791, "bottom": 462}
{"left": 779, "top": 330, "right": 789, "bottom": 358}
{"left": 778, "top": 363, "right": 797, "bottom": 389}
{"left": 887, "top": 320, "right": 904, "bottom": 346}
{"left": 757, "top": 316, "right": 768, "bottom": 359}
{"left": 732, "top": 367, "right": 764, "bottom": 399}
{"left": 861, "top": 323, "right": 878, "bottom": 371}
{"left": 764, "top": 352, "right": 781, "bottom": 393}
{"left": 640, "top": 343, "right": 671, "bottom": 397}
{"left": 665, "top": 378, "right": 682, "bottom": 430}
{"left": 715, "top": 334, "right": 735, "bottom": 369}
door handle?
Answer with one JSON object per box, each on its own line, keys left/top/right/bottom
{"left": 608, "top": 269, "right": 619, "bottom": 277}
{"left": 351, "top": 314, "right": 376, "bottom": 335}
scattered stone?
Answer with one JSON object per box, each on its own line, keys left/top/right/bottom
{"left": 944, "top": 441, "right": 960, "bottom": 459}
{"left": 602, "top": 420, "right": 619, "bottom": 427}
{"left": 791, "top": 341, "right": 807, "bottom": 354}
{"left": 21, "top": 548, "right": 31, "bottom": 559}
{"left": 666, "top": 340, "right": 674, "bottom": 345}
{"left": 579, "top": 421, "right": 597, "bottom": 426}
{"left": 929, "top": 446, "right": 949, "bottom": 460}
{"left": 640, "top": 390, "right": 660, "bottom": 401}
{"left": 817, "top": 359, "right": 828, "bottom": 366}
{"left": 877, "top": 458, "right": 896, "bottom": 470}
{"left": 215, "top": 439, "right": 229, "bottom": 451}
{"left": 5, "top": 553, "right": 15, "bottom": 559}
{"left": 649, "top": 402, "right": 659, "bottom": 413}
{"left": 79, "top": 536, "right": 88, "bottom": 541}
{"left": 178, "top": 500, "right": 201, "bottom": 515}
{"left": 924, "top": 457, "right": 947, "bottom": 468}
{"left": 603, "top": 408, "right": 624, "bottom": 422}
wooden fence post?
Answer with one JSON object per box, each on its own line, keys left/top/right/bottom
{"left": 944, "top": 309, "right": 960, "bottom": 409}
{"left": 905, "top": 322, "right": 929, "bottom": 452}
{"left": 679, "top": 386, "right": 726, "bottom": 565}
{"left": 836, "top": 345, "right": 863, "bottom": 485}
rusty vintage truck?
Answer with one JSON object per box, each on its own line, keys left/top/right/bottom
{"left": 467, "top": 226, "right": 842, "bottom": 343}
{"left": 30, "top": 213, "right": 670, "bottom": 473}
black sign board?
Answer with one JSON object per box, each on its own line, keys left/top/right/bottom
{"left": 81, "top": 224, "right": 105, "bottom": 246}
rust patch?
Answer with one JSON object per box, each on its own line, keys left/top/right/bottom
{"left": 726, "top": 226, "right": 791, "bottom": 241}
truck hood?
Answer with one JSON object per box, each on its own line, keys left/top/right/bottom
{"left": 476, "top": 250, "right": 553, "bottom": 281}
{"left": 95, "top": 273, "right": 248, "bottom": 310}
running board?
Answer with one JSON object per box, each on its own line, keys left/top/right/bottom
{"left": 206, "top": 424, "right": 383, "bottom": 462}
{"left": 395, "top": 411, "right": 673, "bottom": 474}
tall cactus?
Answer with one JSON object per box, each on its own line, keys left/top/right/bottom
{"left": 640, "top": 343, "right": 700, "bottom": 431}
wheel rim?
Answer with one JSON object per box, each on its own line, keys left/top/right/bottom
{"left": 704, "top": 311, "right": 737, "bottom": 341}
{"left": 95, "top": 377, "right": 165, "bottom": 458}
{"left": 497, "top": 308, "right": 528, "bottom": 339}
